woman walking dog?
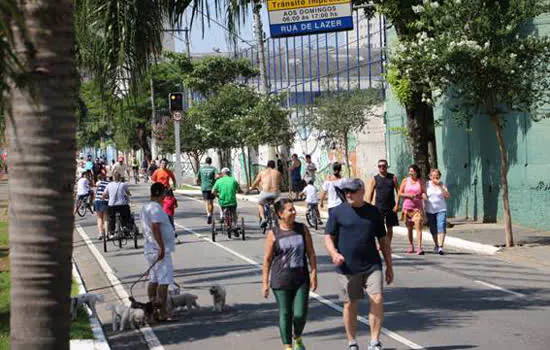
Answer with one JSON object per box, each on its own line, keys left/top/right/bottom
{"left": 263, "top": 198, "right": 317, "bottom": 350}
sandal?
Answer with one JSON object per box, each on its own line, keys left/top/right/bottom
{"left": 406, "top": 246, "right": 415, "bottom": 254}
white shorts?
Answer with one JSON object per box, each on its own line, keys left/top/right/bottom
{"left": 145, "top": 252, "right": 173, "bottom": 285}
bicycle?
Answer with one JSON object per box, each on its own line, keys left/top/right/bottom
{"left": 103, "top": 210, "right": 140, "bottom": 252}
{"left": 305, "top": 204, "right": 321, "bottom": 230}
{"left": 76, "top": 195, "right": 94, "bottom": 217}
{"left": 211, "top": 207, "right": 245, "bottom": 242}
{"left": 260, "top": 199, "right": 278, "bottom": 235}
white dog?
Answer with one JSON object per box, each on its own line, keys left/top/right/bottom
{"left": 209, "top": 285, "right": 226, "bottom": 312}
{"left": 71, "top": 293, "right": 104, "bottom": 320}
{"left": 168, "top": 293, "right": 200, "bottom": 313}
{"left": 106, "top": 304, "right": 146, "bottom": 331}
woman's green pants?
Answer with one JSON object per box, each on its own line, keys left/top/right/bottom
{"left": 272, "top": 284, "right": 309, "bottom": 345}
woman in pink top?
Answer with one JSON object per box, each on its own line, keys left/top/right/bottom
{"left": 396, "top": 164, "right": 427, "bottom": 255}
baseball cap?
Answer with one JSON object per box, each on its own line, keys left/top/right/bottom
{"left": 118, "top": 156, "right": 124, "bottom": 162}
{"left": 221, "top": 167, "right": 231, "bottom": 174}
{"left": 337, "top": 178, "right": 364, "bottom": 192}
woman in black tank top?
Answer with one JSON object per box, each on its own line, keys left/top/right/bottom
{"left": 263, "top": 199, "right": 317, "bottom": 350}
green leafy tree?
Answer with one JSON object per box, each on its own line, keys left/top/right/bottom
{"left": 309, "top": 89, "right": 382, "bottom": 177}
{"left": 355, "top": 0, "right": 439, "bottom": 177}
{"left": 394, "top": 0, "right": 550, "bottom": 246}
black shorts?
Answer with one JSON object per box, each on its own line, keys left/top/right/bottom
{"left": 202, "top": 190, "right": 214, "bottom": 201}
{"left": 379, "top": 209, "right": 399, "bottom": 227}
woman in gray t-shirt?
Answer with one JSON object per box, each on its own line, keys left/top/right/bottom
{"left": 262, "top": 199, "right": 317, "bottom": 350}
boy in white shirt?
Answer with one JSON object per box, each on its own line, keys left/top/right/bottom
{"left": 301, "top": 180, "right": 323, "bottom": 225}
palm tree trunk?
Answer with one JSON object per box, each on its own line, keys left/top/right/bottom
{"left": 490, "top": 114, "right": 514, "bottom": 247}
{"left": 253, "top": 1, "right": 269, "bottom": 94}
{"left": 343, "top": 134, "right": 351, "bottom": 177}
{"left": 8, "top": 1, "right": 76, "bottom": 349}
{"left": 241, "top": 146, "right": 250, "bottom": 187}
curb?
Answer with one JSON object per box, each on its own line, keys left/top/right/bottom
{"left": 71, "top": 263, "right": 111, "bottom": 350}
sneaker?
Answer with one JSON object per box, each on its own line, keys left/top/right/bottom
{"left": 367, "top": 341, "right": 383, "bottom": 350}
{"left": 348, "top": 344, "right": 359, "bottom": 350}
{"left": 416, "top": 249, "right": 425, "bottom": 255}
{"left": 433, "top": 245, "right": 439, "bottom": 253}
{"left": 294, "top": 336, "right": 305, "bottom": 350}
{"left": 207, "top": 215, "right": 212, "bottom": 225}
{"left": 97, "top": 234, "right": 104, "bottom": 240}
{"left": 438, "top": 247, "right": 445, "bottom": 255}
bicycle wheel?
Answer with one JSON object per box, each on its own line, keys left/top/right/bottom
{"left": 241, "top": 217, "right": 246, "bottom": 241}
{"left": 76, "top": 200, "right": 86, "bottom": 217}
{"left": 313, "top": 212, "right": 318, "bottom": 231}
{"left": 88, "top": 202, "right": 95, "bottom": 215}
{"left": 305, "top": 212, "right": 313, "bottom": 228}
{"left": 103, "top": 231, "right": 107, "bottom": 253}
{"left": 133, "top": 226, "right": 139, "bottom": 249}
{"left": 211, "top": 217, "right": 216, "bottom": 242}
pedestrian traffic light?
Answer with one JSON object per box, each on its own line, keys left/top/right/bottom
{"left": 169, "top": 92, "right": 183, "bottom": 112}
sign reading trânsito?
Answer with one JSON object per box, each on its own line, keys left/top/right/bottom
{"left": 267, "top": 0, "right": 353, "bottom": 38}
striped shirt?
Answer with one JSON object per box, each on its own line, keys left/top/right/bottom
{"left": 95, "top": 180, "right": 109, "bottom": 200}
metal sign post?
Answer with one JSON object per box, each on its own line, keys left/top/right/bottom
{"left": 267, "top": 0, "right": 353, "bottom": 38}
{"left": 172, "top": 111, "right": 183, "bottom": 187}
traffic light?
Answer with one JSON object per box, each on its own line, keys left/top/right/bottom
{"left": 169, "top": 92, "right": 183, "bottom": 112}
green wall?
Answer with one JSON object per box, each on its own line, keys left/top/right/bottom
{"left": 385, "top": 14, "right": 550, "bottom": 231}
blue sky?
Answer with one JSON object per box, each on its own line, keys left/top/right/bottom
{"left": 173, "top": 5, "right": 270, "bottom": 54}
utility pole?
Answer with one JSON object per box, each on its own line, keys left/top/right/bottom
{"left": 150, "top": 77, "right": 157, "bottom": 161}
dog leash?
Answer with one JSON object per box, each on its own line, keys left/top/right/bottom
{"left": 129, "top": 255, "right": 160, "bottom": 300}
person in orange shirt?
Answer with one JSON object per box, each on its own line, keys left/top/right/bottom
{"left": 151, "top": 158, "right": 177, "bottom": 189}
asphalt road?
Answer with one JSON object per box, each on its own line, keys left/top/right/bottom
{"left": 74, "top": 183, "right": 550, "bottom": 350}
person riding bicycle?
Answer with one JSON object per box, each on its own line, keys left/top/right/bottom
{"left": 112, "top": 157, "right": 130, "bottom": 182}
{"left": 75, "top": 170, "right": 93, "bottom": 214}
{"left": 212, "top": 168, "right": 242, "bottom": 235}
{"left": 250, "top": 160, "right": 281, "bottom": 228}
{"left": 131, "top": 156, "right": 140, "bottom": 183}
{"left": 102, "top": 172, "right": 132, "bottom": 238}
{"left": 301, "top": 179, "right": 323, "bottom": 225}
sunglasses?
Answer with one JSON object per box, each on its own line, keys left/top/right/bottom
{"left": 378, "top": 164, "right": 388, "bottom": 168}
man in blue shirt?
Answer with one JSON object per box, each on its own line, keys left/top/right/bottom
{"left": 325, "top": 178, "right": 394, "bottom": 350}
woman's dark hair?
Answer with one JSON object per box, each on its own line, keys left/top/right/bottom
{"left": 409, "top": 164, "right": 422, "bottom": 178}
{"left": 150, "top": 182, "right": 166, "bottom": 197}
{"left": 333, "top": 162, "right": 342, "bottom": 176}
{"left": 274, "top": 198, "right": 294, "bottom": 215}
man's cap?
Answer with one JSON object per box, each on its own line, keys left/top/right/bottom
{"left": 337, "top": 178, "right": 364, "bottom": 192}
{"left": 221, "top": 167, "right": 231, "bottom": 174}
{"left": 118, "top": 156, "right": 124, "bottom": 162}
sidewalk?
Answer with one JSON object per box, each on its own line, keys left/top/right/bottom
{"left": 176, "top": 184, "right": 550, "bottom": 272}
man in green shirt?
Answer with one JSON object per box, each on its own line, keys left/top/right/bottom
{"left": 196, "top": 157, "right": 218, "bottom": 224}
{"left": 212, "top": 168, "right": 241, "bottom": 234}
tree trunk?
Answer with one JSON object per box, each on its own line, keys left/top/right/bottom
{"left": 490, "top": 114, "right": 514, "bottom": 247}
{"left": 343, "top": 134, "right": 351, "bottom": 177}
{"left": 8, "top": 1, "right": 76, "bottom": 349}
{"left": 241, "top": 146, "right": 250, "bottom": 187}
{"left": 405, "top": 92, "right": 435, "bottom": 178}
{"left": 135, "top": 122, "right": 152, "bottom": 161}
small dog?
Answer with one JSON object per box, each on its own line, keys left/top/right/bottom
{"left": 168, "top": 293, "right": 200, "bottom": 313}
{"left": 209, "top": 284, "right": 226, "bottom": 312}
{"left": 168, "top": 282, "right": 181, "bottom": 297}
{"left": 106, "top": 304, "right": 146, "bottom": 331}
{"left": 129, "top": 296, "right": 155, "bottom": 323}
{"left": 71, "top": 293, "right": 104, "bottom": 320}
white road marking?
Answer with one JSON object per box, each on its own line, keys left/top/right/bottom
{"left": 474, "top": 280, "right": 526, "bottom": 298}
{"left": 175, "top": 222, "right": 425, "bottom": 350}
{"left": 76, "top": 225, "right": 165, "bottom": 350}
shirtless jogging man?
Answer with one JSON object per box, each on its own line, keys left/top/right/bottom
{"left": 250, "top": 160, "right": 281, "bottom": 228}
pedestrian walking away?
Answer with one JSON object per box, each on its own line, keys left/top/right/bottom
{"left": 112, "top": 157, "right": 130, "bottom": 182}
{"left": 250, "top": 160, "right": 282, "bottom": 228}
{"left": 319, "top": 162, "right": 343, "bottom": 217}
{"left": 426, "top": 169, "right": 451, "bottom": 255}
{"left": 93, "top": 173, "right": 110, "bottom": 240}
{"left": 366, "top": 160, "right": 399, "bottom": 247}
{"left": 397, "top": 164, "right": 427, "bottom": 255}
{"left": 196, "top": 157, "right": 218, "bottom": 224}
{"left": 151, "top": 158, "right": 177, "bottom": 189}
{"left": 289, "top": 154, "right": 303, "bottom": 200}
{"left": 148, "top": 159, "right": 158, "bottom": 179}
{"left": 324, "top": 178, "right": 393, "bottom": 350}
{"left": 263, "top": 198, "right": 318, "bottom": 350}
{"left": 141, "top": 183, "right": 176, "bottom": 322}
{"left": 102, "top": 172, "right": 132, "bottom": 237}
{"left": 162, "top": 189, "right": 178, "bottom": 236}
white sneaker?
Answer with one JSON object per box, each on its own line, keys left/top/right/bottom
{"left": 367, "top": 341, "right": 382, "bottom": 350}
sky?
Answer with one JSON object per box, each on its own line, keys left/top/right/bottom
{"left": 173, "top": 4, "right": 270, "bottom": 55}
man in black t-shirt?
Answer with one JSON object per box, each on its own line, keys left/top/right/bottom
{"left": 325, "top": 178, "right": 394, "bottom": 350}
